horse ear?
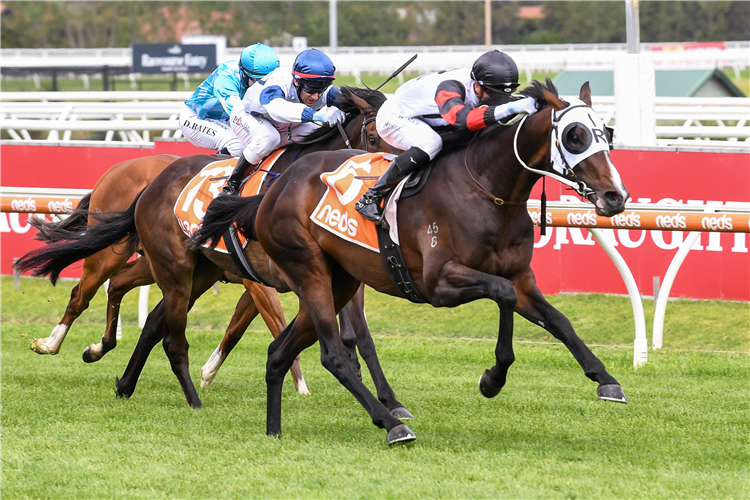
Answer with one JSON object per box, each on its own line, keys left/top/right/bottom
{"left": 350, "top": 93, "right": 372, "bottom": 115}
{"left": 579, "top": 81, "right": 592, "bottom": 106}
{"left": 542, "top": 88, "right": 568, "bottom": 111}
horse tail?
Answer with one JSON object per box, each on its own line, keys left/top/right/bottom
{"left": 31, "top": 192, "right": 92, "bottom": 242}
{"left": 190, "top": 193, "right": 266, "bottom": 251}
{"left": 15, "top": 190, "right": 143, "bottom": 285}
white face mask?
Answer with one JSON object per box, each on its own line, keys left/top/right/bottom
{"left": 550, "top": 98, "right": 611, "bottom": 175}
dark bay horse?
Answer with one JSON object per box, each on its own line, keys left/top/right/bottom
{"left": 198, "top": 80, "right": 630, "bottom": 444}
{"left": 17, "top": 87, "right": 410, "bottom": 416}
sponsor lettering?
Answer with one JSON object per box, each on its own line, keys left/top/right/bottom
{"left": 566, "top": 211, "right": 598, "bottom": 226}
{"left": 47, "top": 199, "right": 74, "bottom": 213}
{"left": 528, "top": 210, "right": 552, "bottom": 226}
{"left": 701, "top": 214, "right": 733, "bottom": 231}
{"left": 610, "top": 212, "right": 641, "bottom": 228}
{"left": 655, "top": 213, "right": 686, "bottom": 229}
{"left": 140, "top": 53, "right": 208, "bottom": 70}
{"left": 315, "top": 204, "right": 358, "bottom": 237}
{"left": 10, "top": 197, "right": 36, "bottom": 212}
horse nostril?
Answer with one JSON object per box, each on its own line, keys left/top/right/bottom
{"left": 603, "top": 191, "right": 623, "bottom": 206}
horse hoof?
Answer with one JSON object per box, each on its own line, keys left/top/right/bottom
{"left": 114, "top": 376, "right": 132, "bottom": 400}
{"left": 387, "top": 424, "right": 416, "bottom": 445}
{"left": 597, "top": 384, "right": 628, "bottom": 404}
{"left": 82, "top": 344, "right": 103, "bottom": 363}
{"left": 391, "top": 407, "right": 414, "bottom": 420}
{"left": 478, "top": 370, "right": 502, "bottom": 398}
{"left": 29, "top": 338, "right": 55, "bottom": 355}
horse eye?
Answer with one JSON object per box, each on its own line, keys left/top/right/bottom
{"left": 369, "top": 136, "right": 377, "bottom": 147}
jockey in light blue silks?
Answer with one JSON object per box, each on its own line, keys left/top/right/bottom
{"left": 222, "top": 48, "right": 346, "bottom": 195}
{"left": 180, "top": 43, "right": 280, "bottom": 156}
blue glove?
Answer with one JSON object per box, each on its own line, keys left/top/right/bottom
{"left": 313, "top": 108, "right": 346, "bottom": 126}
{"left": 494, "top": 97, "right": 538, "bottom": 122}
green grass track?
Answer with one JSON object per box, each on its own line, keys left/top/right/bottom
{"left": 1, "top": 277, "right": 748, "bottom": 498}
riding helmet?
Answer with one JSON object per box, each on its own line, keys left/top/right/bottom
{"left": 292, "top": 48, "right": 336, "bottom": 93}
{"left": 470, "top": 50, "right": 519, "bottom": 93}
{"left": 239, "top": 43, "right": 280, "bottom": 83}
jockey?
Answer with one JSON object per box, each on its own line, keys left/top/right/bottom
{"left": 355, "top": 50, "right": 539, "bottom": 223}
{"left": 222, "top": 48, "right": 346, "bottom": 195}
{"left": 180, "top": 43, "right": 280, "bottom": 156}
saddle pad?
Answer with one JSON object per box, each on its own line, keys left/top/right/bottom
{"left": 174, "top": 148, "right": 285, "bottom": 253}
{"left": 310, "top": 152, "right": 394, "bottom": 253}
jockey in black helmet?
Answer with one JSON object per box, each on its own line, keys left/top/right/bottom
{"left": 355, "top": 50, "right": 539, "bottom": 224}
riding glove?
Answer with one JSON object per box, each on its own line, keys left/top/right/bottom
{"left": 313, "top": 108, "right": 346, "bottom": 126}
{"left": 494, "top": 97, "right": 538, "bottom": 122}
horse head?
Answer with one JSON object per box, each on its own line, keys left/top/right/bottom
{"left": 540, "top": 82, "right": 629, "bottom": 216}
{"left": 339, "top": 86, "right": 399, "bottom": 153}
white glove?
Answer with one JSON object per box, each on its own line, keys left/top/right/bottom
{"left": 312, "top": 108, "right": 346, "bottom": 126}
{"left": 494, "top": 97, "right": 538, "bottom": 122}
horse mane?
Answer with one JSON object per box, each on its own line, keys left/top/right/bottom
{"left": 296, "top": 85, "right": 386, "bottom": 143}
{"left": 518, "top": 77, "right": 559, "bottom": 111}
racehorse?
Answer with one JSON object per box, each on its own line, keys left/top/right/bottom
{"left": 195, "top": 79, "right": 630, "bottom": 444}
{"left": 17, "top": 87, "right": 411, "bottom": 416}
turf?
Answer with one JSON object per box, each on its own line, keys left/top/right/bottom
{"left": 1, "top": 277, "right": 748, "bottom": 498}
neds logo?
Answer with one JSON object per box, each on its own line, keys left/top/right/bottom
{"left": 47, "top": 199, "right": 74, "bottom": 213}
{"left": 702, "top": 214, "right": 733, "bottom": 231}
{"left": 10, "top": 197, "right": 36, "bottom": 212}
{"left": 656, "top": 213, "right": 687, "bottom": 229}
{"left": 566, "top": 211, "right": 598, "bottom": 226}
{"left": 315, "top": 205, "right": 358, "bottom": 237}
{"left": 528, "top": 210, "right": 552, "bottom": 226}
{"left": 610, "top": 212, "right": 641, "bottom": 228}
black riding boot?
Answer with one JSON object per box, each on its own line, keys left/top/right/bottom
{"left": 222, "top": 154, "right": 254, "bottom": 195}
{"left": 355, "top": 147, "right": 430, "bottom": 223}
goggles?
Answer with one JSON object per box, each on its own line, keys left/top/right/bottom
{"left": 297, "top": 79, "right": 331, "bottom": 95}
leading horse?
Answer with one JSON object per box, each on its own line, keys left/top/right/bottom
{"left": 198, "top": 79, "right": 630, "bottom": 443}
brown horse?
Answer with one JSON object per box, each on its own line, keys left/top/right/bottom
{"left": 17, "top": 87, "right": 411, "bottom": 417}
{"left": 196, "top": 80, "right": 630, "bottom": 444}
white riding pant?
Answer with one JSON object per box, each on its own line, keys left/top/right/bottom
{"left": 179, "top": 106, "right": 244, "bottom": 155}
{"left": 375, "top": 98, "right": 443, "bottom": 160}
{"left": 230, "top": 106, "right": 320, "bottom": 164}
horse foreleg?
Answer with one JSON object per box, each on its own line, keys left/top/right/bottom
{"left": 200, "top": 290, "right": 257, "bottom": 388}
{"left": 245, "top": 281, "right": 308, "bottom": 395}
{"left": 346, "top": 284, "right": 413, "bottom": 420}
{"left": 429, "top": 263, "right": 519, "bottom": 399}
{"left": 512, "top": 270, "right": 627, "bottom": 403}
{"left": 83, "top": 256, "right": 155, "bottom": 363}
{"left": 31, "top": 248, "right": 127, "bottom": 355}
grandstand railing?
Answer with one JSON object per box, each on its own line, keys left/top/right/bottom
{"left": 2, "top": 92, "right": 748, "bottom": 146}
{"left": 3, "top": 184, "right": 747, "bottom": 368}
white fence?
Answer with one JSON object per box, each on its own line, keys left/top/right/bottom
{"left": 2, "top": 42, "right": 749, "bottom": 76}
{"left": 2, "top": 92, "right": 748, "bottom": 147}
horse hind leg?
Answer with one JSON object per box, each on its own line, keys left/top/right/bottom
{"left": 345, "top": 284, "right": 413, "bottom": 420}
{"left": 83, "top": 255, "right": 155, "bottom": 363}
{"left": 245, "top": 281, "right": 308, "bottom": 395}
{"left": 31, "top": 249, "right": 124, "bottom": 355}
{"left": 337, "top": 303, "right": 363, "bottom": 380}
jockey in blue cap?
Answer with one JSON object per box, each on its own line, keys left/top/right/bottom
{"left": 180, "top": 43, "right": 280, "bottom": 156}
{"left": 222, "top": 48, "right": 346, "bottom": 195}
{"left": 355, "top": 50, "right": 539, "bottom": 224}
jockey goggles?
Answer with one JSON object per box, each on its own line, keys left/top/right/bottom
{"left": 296, "top": 79, "right": 332, "bottom": 95}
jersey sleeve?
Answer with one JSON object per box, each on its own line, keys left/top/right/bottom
{"left": 435, "top": 80, "right": 495, "bottom": 132}
{"left": 213, "top": 72, "right": 244, "bottom": 115}
{"left": 261, "top": 86, "right": 315, "bottom": 123}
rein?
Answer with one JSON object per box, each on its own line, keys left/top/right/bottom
{"left": 463, "top": 113, "right": 528, "bottom": 207}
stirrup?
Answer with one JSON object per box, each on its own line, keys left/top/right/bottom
{"left": 355, "top": 195, "right": 384, "bottom": 223}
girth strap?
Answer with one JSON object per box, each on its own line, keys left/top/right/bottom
{"left": 376, "top": 222, "right": 428, "bottom": 304}
{"left": 222, "top": 225, "right": 272, "bottom": 287}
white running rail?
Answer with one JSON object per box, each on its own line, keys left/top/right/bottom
{"left": 2, "top": 93, "right": 748, "bottom": 146}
